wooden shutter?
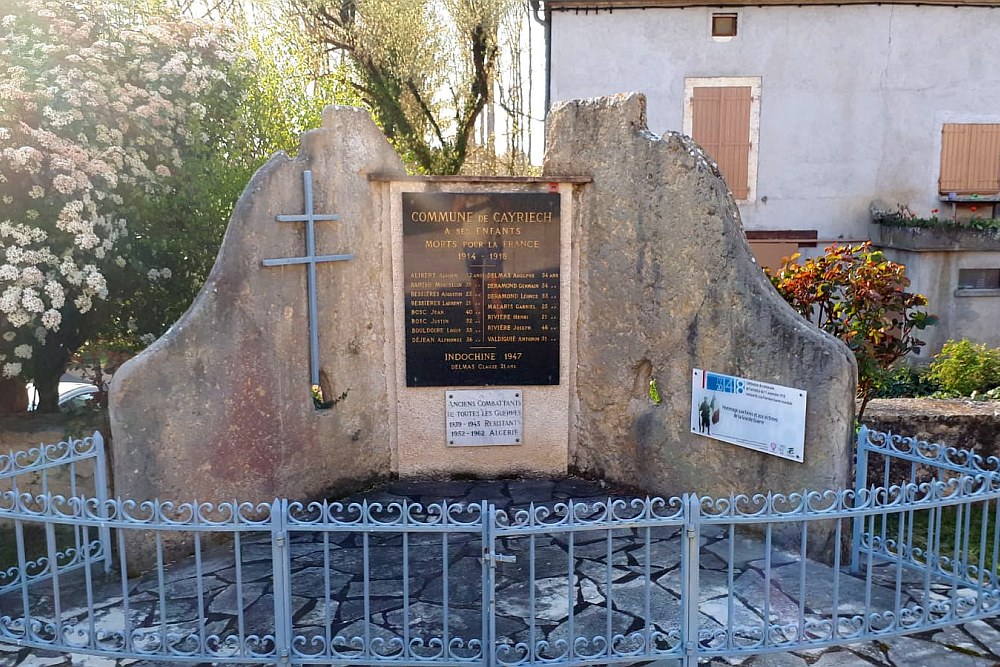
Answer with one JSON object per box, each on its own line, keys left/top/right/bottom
{"left": 939, "top": 124, "right": 1000, "bottom": 194}
{"left": 692, "top": 86, "right": 752, "bottom": 199}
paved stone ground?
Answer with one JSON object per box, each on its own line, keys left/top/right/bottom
{"left": 3, "top": 478, "right": 1000, "bottom": 667}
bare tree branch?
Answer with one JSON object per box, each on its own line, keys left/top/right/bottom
{"left": 406, "top": 80, "right": 448, "bottom": 153}
{"left": 294, "top": 0, "right": 517, "bottom": 174}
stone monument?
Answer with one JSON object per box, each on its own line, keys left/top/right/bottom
{"left": 544, "top": 94, "right": 855, "bottom": 498}
{"left": 111, "top": 107, "right": 403, "bottom": 505}
{"left": 110, "top": 94, "right": 855, "bottom": 522}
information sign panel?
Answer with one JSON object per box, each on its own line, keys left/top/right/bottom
{"left": 690, "top": 369, "right": 807, "bottom": 462}
{"left": 403, "top": 192, "right": 560, "bottom": 387}
{"left": 446, "top": 389, "right": 523, "bottom": 447}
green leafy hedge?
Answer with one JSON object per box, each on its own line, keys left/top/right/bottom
{"left": 928, "top": 340, "right": 1000, "bottom": 398}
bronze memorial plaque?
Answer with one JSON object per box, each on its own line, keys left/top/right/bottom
{"left": 403, "top": 192, "right": 560, "bottom": 387}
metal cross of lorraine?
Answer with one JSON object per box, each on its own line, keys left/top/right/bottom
{"left": 262, "top": 170, "right": 352, "bottom": 387}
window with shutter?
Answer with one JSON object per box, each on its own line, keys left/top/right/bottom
{"left": 691, "top": 86, "right": 751, "bottom": 199}
{"left": 939, "top": 124, "right": 1000, "bottom": 194}
{"left": 958, "top": 268, "right": 1000, "bottom": 291}
{"left": 711, "top": 13, "right": 738, "bottom": 38}
{"left": 684, "top": 77, "right": 761, "bottom": 202}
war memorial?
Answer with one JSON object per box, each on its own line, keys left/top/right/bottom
{"left": 2, "top": 95, "right": 999, "bottom": 666}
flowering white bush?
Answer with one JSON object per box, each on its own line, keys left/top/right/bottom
{"left": 0, "top": 0, "right": 243, "bottom": 380}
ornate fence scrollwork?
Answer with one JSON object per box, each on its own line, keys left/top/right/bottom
{"left": 2, "top": 428, "right": 1000, "bottom": 666}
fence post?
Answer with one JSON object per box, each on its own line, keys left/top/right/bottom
{"left": 482, "top": 500, "right": 495, "bottom": 667}
{"left": 682, "top": 493, "right": 701, "bottom": 667}
{"left": 271, "top": 498, "right": 292, "bottom": 666}
{"left": 850, "top": 425, "right": 870, "bottom": 574}
{"left": 91, "top": 431, "right": 112, "bottom": 574}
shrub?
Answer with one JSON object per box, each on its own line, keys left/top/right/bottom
{"left": 0, "top": 0, "right": 249, "bottom": 409}
{"left": 872, "top": 364, "right": 940, "bottom": 399}
{"left": 767, "top": 242, "right": 937, "bottom": 419}
{"left": 928, "top": 340, "right": 1000, "bottom": 397}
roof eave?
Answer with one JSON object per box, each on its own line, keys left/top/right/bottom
{"left": 547, "top": 0, "right": 1000, "bottom": 8}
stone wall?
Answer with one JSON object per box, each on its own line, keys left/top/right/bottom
{"left": 862, "top": 399, "right": 1000, "bottom": 490}
{"left": 0, "top": 416, "right": 103, "bottom": 513}
{"left": 0, "top": 415, "right": 67, "bottom": 454}
{"left": 865, "top": 398, "right": 1000, "bottom": 455}
{"left": 544, "top": 94, "right": 857, "bottom": 502}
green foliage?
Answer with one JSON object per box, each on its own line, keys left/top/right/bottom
{"left": 966, "top": 217, "right": 1000, "bottom": 232}
{"left": 880, "top": 216, "right": 1000, "bottom": 233}
{"left": 236, "top": 5, "right": 360, "bottom": 160}
{"left": 1, "top": 0, "right": 355, "bottom": 411}
{"left": 0, "top": 524, "right": 77, "bottom": 575}
{"left": 648, "top": 378, "right": 661, "bottom": 405}
{"left": 297, "top": 0, "right": 518, "bottom": 174}
{"left": 882, "top": 501, "right": 1000, "bottom": 576}
{"left": 92, "top": 76, "right": 253, "bottom": 355}
{"left": 767, "top": 242, "right": 938, "bottom": 419}
{"left": 927, "top": 339, "right": 1000, "bottom": 398}
{"left": 98, "top": 3, "right": 360, "bottom": 356}
{"left": 871, "top": 364, "right": 940, "bottom": 399}
{"left": 0, "top": 0, "right": 250, "bottom": 409}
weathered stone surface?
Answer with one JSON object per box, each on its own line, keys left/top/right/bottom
{"left": 930, "top": 626, "right": 985, "bottom": 657}
{"left": 109, "top": 107, "right": 405, "bottom": 551}
{"left": 543, "top": 93, "right": 856, "bottom": 506}
{"left": 766, "top": 559, "right": 901, "bottom": 615}
{"left": 743, "top": 653, "right": 808, "bottom": 667}
{"left": 808, "top": 650, "right": 882, "bottom": 667}
{"left": 703, "top": 531, "right": 798, "bottom": 570}
{"left": 884, "top": 635, "right": 993, "bottom": 667}
{"left": 0, "top": 416, "right": 95, "bottom": 502}
{"left": 865, "top": 398, "right": 1000, "bottom": 455}
{"left": 962, "top": 619, "right": 1000, "bottom": 654}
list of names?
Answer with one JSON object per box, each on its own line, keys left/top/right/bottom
{"left": 403, "top": 192, "right": 560, "bottom": 387}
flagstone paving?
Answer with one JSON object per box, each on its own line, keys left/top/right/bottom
{"left": 3, "top": 479, "right": 1000, "bottom": 666}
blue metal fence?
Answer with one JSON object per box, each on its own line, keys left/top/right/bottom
{"left": 2, "top": 427, "right": 999, "bottom": 666}
{"left": 0, "top": 432, "right": 111, "bottom": 598}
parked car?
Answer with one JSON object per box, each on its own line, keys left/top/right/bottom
{"left": 26, "top": 379, "right": 99, "bottom": 412}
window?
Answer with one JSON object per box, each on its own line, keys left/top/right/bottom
{"left": 939, "top": 124, "right": 1000, "bottom": 194}
{"left": 712, "top": 13, "right": 738, "bottom": 38}
{"left": 745, "top": 231, "right": 817, "bottom": 273}
{"left": 684, "top": 77, "right": 761, "bottom": 201}
{"left": 958, "top": 268, "right": 1000, "bottom": 290}
{"left": 692, "top": 86, "right": 750, "bottom": 198}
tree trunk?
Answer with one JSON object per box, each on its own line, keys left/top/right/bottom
{"left": 31, "top": 314, "right": 86, "bottom": 413}
{"left": 33, "top": 362, "right": 62, "bottom": 413}
{"left": 0, "top": 375, "right": 27, "bottom": 413}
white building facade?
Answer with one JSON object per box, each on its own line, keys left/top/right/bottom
{"left": 547, "top": 1, "right": 1000, "bottom": 235}
{"left": 545, "top": 0, "right": 1000, "bottom": 354}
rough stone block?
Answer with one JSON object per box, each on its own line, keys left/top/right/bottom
{"left": 543, "top": 93, "right": 856, "bottom": 520}
{"left": 109, "top": 107, "right": 405, "bottom": 568}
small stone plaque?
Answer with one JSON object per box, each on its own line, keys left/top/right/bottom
{"left": 445, "top": 389, "right": 523, "bottom": 447}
